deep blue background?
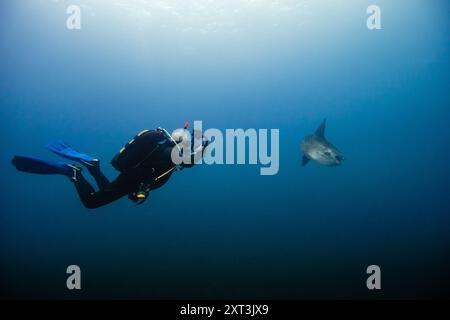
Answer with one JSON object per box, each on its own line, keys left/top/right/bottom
{"left": 1, "top": 0, "right": 449, "bottom": 298}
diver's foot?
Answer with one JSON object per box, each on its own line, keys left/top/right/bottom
{"left": 82, "top": 158, "right": 100, "bottom": 168}
{"left": 85, "top": 159, "right": 101, "bottom": 175}
{"left": 67, "top": 164, "right": 82, "bottom": 182}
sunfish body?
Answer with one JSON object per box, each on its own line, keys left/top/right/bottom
{"left": 301, "top": 119, "right": 344, "bottom": 166}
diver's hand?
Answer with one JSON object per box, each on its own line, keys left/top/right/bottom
{"left": 182, "top": 132, "right": 209, "bottom": 167}
{"left": 193, "top": 136, "right": 210, "bottom": 154}
{"left": 190, "top": 129, "right": 210, "bottom": 153}
{"left": 202, "top": 137, "right": 210, "bottom": 149}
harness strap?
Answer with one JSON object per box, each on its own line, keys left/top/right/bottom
{"left": 155, "top": 166, "right": 176, "bottom": 181}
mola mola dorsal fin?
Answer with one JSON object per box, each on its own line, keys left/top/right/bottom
{"left": 315, "top": 119, "right": 326, "bottom": 138}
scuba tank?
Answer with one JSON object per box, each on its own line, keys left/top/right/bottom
{"left": 113, "top": 124, "right": 189, "bottom": 205}
{"left": 111, "top": 125, "right": 188, "bottom": 172}
{"left": 111, "top": 129, "right": 172, "bottom": 172}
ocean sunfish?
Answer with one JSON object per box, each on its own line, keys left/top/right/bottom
{"left": 301, "top": 119, "right": 344, "bottom": 166}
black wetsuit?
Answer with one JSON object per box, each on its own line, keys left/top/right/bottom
{"left": 73, "top": 130, "right": 192, "bottom": 209}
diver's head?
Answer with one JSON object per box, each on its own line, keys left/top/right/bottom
{"left": 171, "top": 128, "right": 190, "bottom": 146}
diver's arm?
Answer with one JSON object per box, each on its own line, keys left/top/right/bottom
{"left": 180, "top": 149, "right": 201, "bottom": 169}
{"left": 181, "top": 138, "right": 209, "bottom": 169}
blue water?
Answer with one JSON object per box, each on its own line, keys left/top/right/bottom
{"left": 1, "top": 0, "right": 449, "bottom": 299}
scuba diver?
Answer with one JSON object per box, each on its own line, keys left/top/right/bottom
{"left": 11, "top": 124, "right": 208, "bottom": 209}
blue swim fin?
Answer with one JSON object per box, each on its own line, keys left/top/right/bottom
{"left": 12, "top": 156, "right": 73, "bottom": 176}
{"left": 46, "top": 140, "right": 96, "bottom": 167}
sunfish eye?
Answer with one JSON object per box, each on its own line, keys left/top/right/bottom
{"left": 324, "top": 151, "right": 331, "bottom": 156}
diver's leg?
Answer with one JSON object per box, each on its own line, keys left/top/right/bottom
{"left": 46, "top": 141, "right": 111, "bottom": 190}
{"left": 86, "top": 161, "right": 112, "bottom": 191}
{"left": 72, "top": 172, "right": 129, "bottom": 209}
{"left": 73, "top": 172, "right": 95, "bottom": 201}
